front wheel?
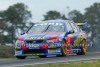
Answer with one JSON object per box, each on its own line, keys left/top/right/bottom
{"left": 57, "top": 40, "right": 67, "bottom": 57}
{"left": 16, "top": 56, "right": 26, "bottom": 59}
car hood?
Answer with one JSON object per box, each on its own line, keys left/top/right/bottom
{"left": 20, "top": 32, "right": 63, "bottom": 41}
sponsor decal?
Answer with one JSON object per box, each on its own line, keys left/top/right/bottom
{"left": 24, "top": 54, "right": 32, "bottom": 55}
{"left": 24, "top": 37, "right": 45, "bottom": 40}
{"left": 48, "top": 44, "right": 61, "bottom": 48}
{"left": 29, "top": 44, "right": 41, "bottom": 48}
{"left": 74, "top": 33, "right": 84, "bottom": 45}
{"left": 15, "top": 51, "right": 22, "bottom": 55}
{"left": 48, "top": 46, "right": 56, "bottom": 48}
{"left": 48, "top": 49, "right": 60, "bottom": 53}
{"left": 15, "top": 47, "right": 21, "bottom": 49}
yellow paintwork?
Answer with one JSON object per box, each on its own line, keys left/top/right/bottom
{"left": 75, "top": 23, "right": 84, "bottom": 25}
{"left": 74, "top": 33, "right": 84, "bottom": 45}
{"left": 82, "top": 40, "right": 87, "bottom": 53}
{"left": 48, "top": 46, "right": 57, "bottom": 48}
{"left": 24, "top": 37, "right": 45, "bottom": 40}
{"left": 48, "top": 49, "right": 60, "bottom": 52}
{"left": 15, "top": 51, "right": 22, "bottom": 52}
{"left": 15, "top": 47, "right": 21, "bottom": 49}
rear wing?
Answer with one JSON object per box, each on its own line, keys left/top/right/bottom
{"left": 75, "top": 22, "right": 87, "bottom": 31}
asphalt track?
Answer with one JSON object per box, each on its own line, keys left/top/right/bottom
{"left": 1, "top": 53, "right": 100, "bottom": 67}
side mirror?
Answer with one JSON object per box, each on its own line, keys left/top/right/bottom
{"left": 68, "top": 30, "right": 74, "bottom": 34}
{"left": 21, "top": 32, "right": 25, "bottom": 35}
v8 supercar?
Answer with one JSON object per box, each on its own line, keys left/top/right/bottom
{"left": 15, "top": 20, "right": 87, "bottom": 59}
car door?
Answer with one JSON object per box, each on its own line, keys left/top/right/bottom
{"left": 65, "top": 22, "right": 75, "bottom": 49}
{"left": 70, "top": 22, "right": 84, "bottom": 48}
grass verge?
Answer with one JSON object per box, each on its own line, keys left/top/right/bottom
{"left": 18, "top": 59, "right": 100, "bottom": 67}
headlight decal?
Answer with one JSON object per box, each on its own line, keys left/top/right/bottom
{"left": 47, "top": 36, "right": 58, "bottom": 40}
{"left": 15, "top": 40, "right": 27, "bottom": 49}
{"left": 15, "top": 40, "right": 24, "bottom": 47}
{"left": 46, "top": 39, "right": 58, "bottom": 43}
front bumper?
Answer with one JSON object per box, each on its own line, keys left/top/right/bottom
{"left": 15, "top": 43, "right": 62, "bottom": 56}
{"left": 15, "top": 48, "right": 62, "bottom": 56}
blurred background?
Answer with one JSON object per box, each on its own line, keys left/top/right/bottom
{"left": 0, "top": 0, "right": 100, "bottom": 58}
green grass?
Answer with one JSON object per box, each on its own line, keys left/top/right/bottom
{"left": 18, "top": 59, "right": 100, "bottom": 67}
{"left": 0, "top": 58, "right": 16, "bottom": 60}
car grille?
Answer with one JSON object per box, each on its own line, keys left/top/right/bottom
{"left": 24, "top": 49, "right": 45, "bottom": 54}
{"left": 26, "top": 40, "right": 43, "bottom": 44}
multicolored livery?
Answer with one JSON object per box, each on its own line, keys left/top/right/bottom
{"left": 15, "top": 20, "right": 87, "bottom": 59}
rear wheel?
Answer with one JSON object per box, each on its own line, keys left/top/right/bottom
{"left": 76, "top": 40, "right": 87, "bottom": 55}
{"left": 39, "top": 55, "right": 47, "bottom": 58}
{"left": 16, "top": 56, "right": 26, "bottom": 59}
{"left": 57, "top": 40, "right": 67, "bottom": 57}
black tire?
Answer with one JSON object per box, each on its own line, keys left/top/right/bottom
{"left": 39, "top": 55, "right": 47, "bottom": 58}
{"left": 76, "top": 46, "right": 85, "bottom": 55}
{"left": 57, "top": 40, "right": 67, "bottom": 57}
{"left": 76, "top": 40, "right": 87, "bottom": 55}
{"left": 16, "top": 56, "right": 26, "bottom": 59}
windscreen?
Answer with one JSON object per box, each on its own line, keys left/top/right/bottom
{"left": 27, "top": 23, "right": 65, "bottom": 33}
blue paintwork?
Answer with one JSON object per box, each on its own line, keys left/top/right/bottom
{"left": 15, "top": 20, "right": 87, "bottom": 56}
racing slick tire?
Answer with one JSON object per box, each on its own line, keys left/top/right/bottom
{"left": 76, "top": 40, "right": 87, "bottom": 55}
{"left": 39, "top": 55, "right": 47, "bottom": 58}
{"left": 16, "top": 56, "right": 26, "bottom": 59}
{"left": 57, "top": 40, "right": 67, "bottom": 57}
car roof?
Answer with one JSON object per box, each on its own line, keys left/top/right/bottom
{"left": 36, "top": 20, "right": 74, "bottom": 24}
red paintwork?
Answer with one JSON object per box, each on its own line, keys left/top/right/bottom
{"left": 18, "top": 36, "right": 23, "bottom": 41}
{"left": 67, "top": 47, "right": 70, "bottom": 54}
{"left": 27, "top": 32, "right": 43, "bottom": 35}
{"left": 67, "top": 47, "right": 73, "bottom": 54}
{"left": 65, "top": 36, "right": 71, "bottom": 54}
{"left": 84, "top": 31, "right": 87, "bottom": 39}
{"left": 78, "top": 46, "right": 81, "bottom": 49}
{"left": 71, "top": 33, "right": 76, "bottom": 38}
{"left": 48, "top": 32, "right": 61, "bottom": 34}
{"left": 65, "top": 33, "right": 76, "bottom": 54}
{"left": 27, "top": 32, "right": 61, "bottom": 35}
{"left": 17, "top": 36, "right": 27, "bottom": 49}
{"left": 47, "top": 36, "right": 58, "bottom": 40}
{"left": 41, "top": 42, "right": 48, "bottom": 49}
{"left": 21, "top": 43, "right": 27, "bottom": 49}
{"left": 65, "top": 36, "right": 71, "bottom": 46}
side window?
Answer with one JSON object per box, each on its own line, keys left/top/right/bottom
{"left": 74, "top": 23, "right": 82, "bottom": 32}
{"left": 66, "top": 22, "right": 73, "bottom": 32}
{"left": 74, "top": 24, "right": 80, "bottom": 32}
{"left": 70, "top": 23, "right": 78, "bottom": 32}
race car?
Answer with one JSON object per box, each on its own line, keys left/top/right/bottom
{"left": 15, "top": 20, "right": 87, "bottom": 59}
